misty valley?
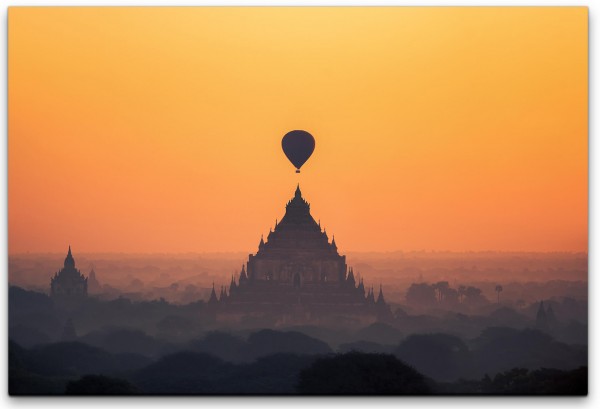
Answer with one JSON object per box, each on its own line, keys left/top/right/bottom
{"left": 8, "top": 251, "right": 587, "bottom": 395}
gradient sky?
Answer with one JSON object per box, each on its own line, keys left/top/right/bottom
{"left": 8, "top": 7, "right": 588, "bottom": 254}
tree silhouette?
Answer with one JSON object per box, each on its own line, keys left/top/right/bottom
{"left": 297, "top": 352, "right": 431, "bottom": 394}
{"left": 458, "top": 285, "right": 466, "bottom": 304}
{"left": 434, "top": 281, "right": 449, "bottom": 303}
{"left": 65, "top": 375, "right": 139, "bottom": 395}
{"left": 495, "top": 285, "right": 503, "bottom": 304}
{"left": 463, "top": 286, "right": 488, "bottom": 307}
{"left": 405, "top": 283, "right": 436, "bottom": 308}
{"left": 394, "top": 333, "right": 471, "bottom": 381}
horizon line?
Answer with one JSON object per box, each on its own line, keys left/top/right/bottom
{"left": 7, "top": 249, "right": 589, "bottom": 256}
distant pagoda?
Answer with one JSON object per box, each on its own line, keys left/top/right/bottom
{"left": 50, "top": 246, "right": 88, "bottom": 298}
{"left": 212, "top": 185, "right": 390, "bottom": 325}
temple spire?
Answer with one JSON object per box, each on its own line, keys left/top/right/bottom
{"left": 346, "top": 267, "right": 355, "bottom": 287}
{"left": 536, "top": 300, "right": 548, "bottom": 330}
{"left": 208, "top": 282, "right": 218, "bottom": 304}
{"left": 64, "top": 245, "right": 75, "bottom": 269}
{"left": 239, "top": 264, "right": 247, "bottom": 282}
{"left": 219, "top": 286, "right": 228, "bottom": 302}
{"left": 358, "top": 277, "right": 365, "bottom": 295}
{"left": 367, "top": 286, "right": 375, "bottom": 304}
{"left": 230, "top": 274, "right": 237, "bottom": 293}
{"left": 376, "top": 284, "right": 385, "bottom": 305}
{"left": 295, "top": 183, "right": 302, "bottom": 198}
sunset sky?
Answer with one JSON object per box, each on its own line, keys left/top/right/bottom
{"left": 8, "top": 7, "right": 587, "bottom": 254}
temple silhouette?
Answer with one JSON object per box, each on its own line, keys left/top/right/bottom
{"left": 50, "top": 246, "right": 88, "bottom": 299}
{"left": 210, "top": 185, "right": 391, "bottom": 325}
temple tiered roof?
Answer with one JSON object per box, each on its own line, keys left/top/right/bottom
{"left": 50, "top": 246, "right": 88, "bottom": 298}
{"left": 209, "top": 185, "right": 392, "bottom": 325}
{"left": 254, "top": 184, "right": 336, "bottom": 256}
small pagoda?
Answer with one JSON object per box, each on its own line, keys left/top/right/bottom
{"left": 50, "top": 246, "right": 88, "bottom": 299}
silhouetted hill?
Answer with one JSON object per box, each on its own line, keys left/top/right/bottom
{"left": 556, "top": 320, "right": 587, "bottom": 345}
{"left": 337, "top": 340, "right": 395, "bottom": 354}
{"left": 185, "top": 329, "right": 332, "bottom": 363}
{"left": 479, "top": 366, "right": 587, "bottom": 395}
{"left": 223, "top": 354, "right": 319, "bottom": 394}
{"left": 65, "top": 375, "right": 139, "bottom": 395}
{"left": 470, "top": 327, "right": 587, "bottom": 377}
{"left": 9, "top": 368, "right": 70, "bottom": 396}
{"left": 487, "top": 307, "right": 529, "bottom": 327}
{"left": 297, "top": 352, "right": 431, "bottom": 394}
{"left": 80, "top": 327, "right": 175, "bottom": 358}
{"left": 130, "top": 351, "right": 234, "bottom": 394}
{"left": 245, "top": 329, "right": 332, "bottom": 359}
{"left": 10, "top": 336, "right": 587, "bottom": 395}
{"left": 283, "top": 325, "right": 353, "bottom": 348}
{"left": 8, "top": 340, "right": 150, "bottom": 395}
{"left": 9, "top": 340, "right": 25, "bottom": 367}
{"left": 9, "top": 287, "right": 61, "bottom": 342}
{"left": 354, "top": 323, "right": 403, "bottom": 345}
{"left": 14, "top": 341, "right": 152, "bottom": 377}
{"left": 395, "top": 333, "right": 471, "bottom": 382}
{"left": 187, "top": 331, "right": 247, "bottom": 362}
{"left": 9, "top": 286, "right": 53, "bottom": 313}
{"left": 131, "top": 351, "right": 319, "bottom": 394}
{"left": 9, "top": 325, "right": 51, "bottom": 348}
{"left": 393, "top": 327, "right": 587, "bottom": 382}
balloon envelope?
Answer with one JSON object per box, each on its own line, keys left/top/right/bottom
{"left": 282, "top": 130, "right": 315, "bottom": 173}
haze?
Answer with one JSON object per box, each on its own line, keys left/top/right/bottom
{"left": 8, "top": 7, "right": 587, "bottom": 254}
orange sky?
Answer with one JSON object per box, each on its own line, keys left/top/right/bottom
{"left": 8, "top": 7, "right": 588, "bottom": 254}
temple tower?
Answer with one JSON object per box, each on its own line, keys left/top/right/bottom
{"left": 50, "top": 246, "right": 88, "bottom": 299}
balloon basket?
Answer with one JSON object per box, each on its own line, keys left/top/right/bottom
{"left": 296, "top": 169, "right": 300, "bottom": 173}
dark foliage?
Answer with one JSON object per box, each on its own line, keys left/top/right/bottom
{"left": 338, "top": 340, "right": 396, "bottom": 354}
{"left": 471, "top": 327, "right": 587, "bottom": 377}
{"left": 9, "top": 341, "right": 69, "bottom": 395}
{"left": 11, "top": 340, "right": 151, "bottom": 378}
{"left": 297, "top": 352, "right": 431, "bottom": 395}
{"left": 130, "top": 351, "right": 317, "bottom": 394}
{"left": 80, "top": 327, "right": 172, "bottom": 358}
{"left": 222, "top": 354, "right": 319, "bottom": 394}
{"left": 156, "top": 314, "right": 194, "bottom": 338}
{"left": 9, "top": 325, "right": 52, "bottom": 348}
{"left": 487, "top": 307, "right": 529, "bottom": 327}
{"left": 245, "top": 329, "right": 332, "bottom": 358}
{"left": 405, "top": 283, "right": 436, "bottom": 308}
{"left": 187, "top": 331, "right": 247, "bottom": 362}
{"left": 131, "top": 351, "right": 234, "bottom": 394}
{"left": 9, "top": 286, "right": 53, "bottom": 314}
{"left": 392, "top": 327, "right": 587, "bottom": 382}
{"left": 395, "top": 333, "right": 471, "bottom": 381}
{"left": 480, "top": 366, "right": 587, "bottom": 395}
{"left": 355, "top": 322, "right": 403, "bottom": 345}
{"left": 9, "top": 369, "right": 71, "bottom": 396}
{"left": 65, "top": 375, "right": 139, "bottom": 395}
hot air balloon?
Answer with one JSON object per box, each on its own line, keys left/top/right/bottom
{"left": 282, "top": 130, "right": 315, "bottom": 173}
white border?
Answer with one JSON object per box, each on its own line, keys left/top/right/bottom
{"left": 1, "top": 1, "right": 595, "bottom": 408}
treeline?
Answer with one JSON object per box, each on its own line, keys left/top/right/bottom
{"left": 10, "top": 340, "right": 586, "bottom": 396}
{"left": 406, "top": 282, "right": 489, "bottom": 309}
